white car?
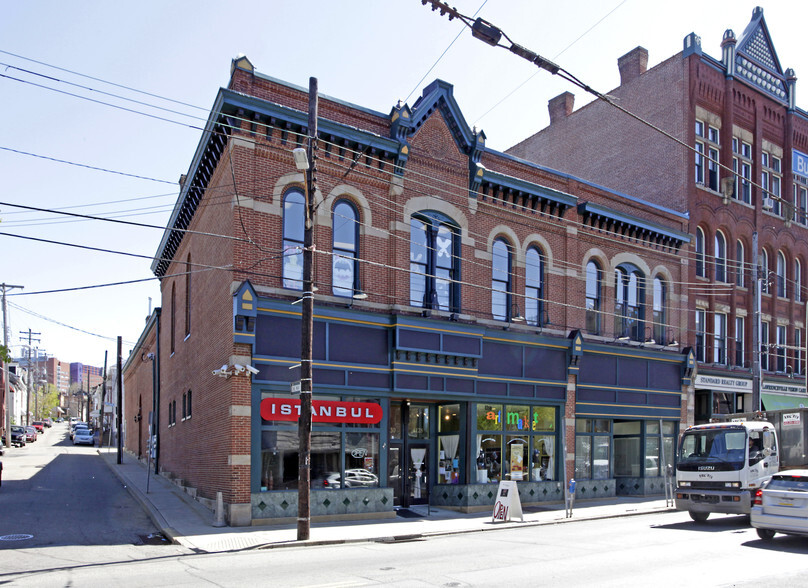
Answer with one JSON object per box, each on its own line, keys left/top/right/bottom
{"left": 73, "top": 428, "right": 95, "bottom": 446}
{"left": 751, "top": 469, "right": 808, "bottom": 540}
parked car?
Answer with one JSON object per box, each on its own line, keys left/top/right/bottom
{"left": 32, "top": 421, "right": 45, "bottom": 433}
{"left": 70, "top": 425, "right": 90, "bottom": 441}
{"left": 322, "top": 469, "right": 379, "bottom": 489}
{"left": 44, "top": 418, "right": 53, "bottom": 428}
{"left": 751, "top": 469, "right": 808, "bottom": 540}
{"left": 3, "top": 426, "right": 26, "bottom": 447}
{"left": 72, "top": 428, "right": 95, "bottom": 446}
{"left": 24, "top": 426, "right": 37, "bottom": 443}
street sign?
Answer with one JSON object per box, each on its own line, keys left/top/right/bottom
{"left": 290, "top": 381, "right": 301, "bottom": 395}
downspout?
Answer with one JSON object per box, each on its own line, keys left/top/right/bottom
{"left": 154, "top": 307, "right": 161, "bottom": 475}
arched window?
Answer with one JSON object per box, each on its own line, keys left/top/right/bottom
{"left": 652, "top": 276, "right": 666, "bottom": 344}
{"left": 492, "top": 238, "right": 512, "bottom": 321}
{"left": 777, "top": 250, "right": 787, "bottom": 297}
{"left": 761, "top": 249, "right": 769, "bottom": 294}
{"left": 615, "top": 265, "right": 644, "bottom": 341}
{"left": 715, "top": 231, "right": 727, "bottom": 282}
{"left": 796, "top": 259, "right": 803, "bottom": 303}
{"left": 736, "top": 240, "right": 745, "bottom": 287}
{"left": 410, "top": 212, "right": 459, "bottom": 312}
{"left": 585, "top": 260, "right": 601, "bottom": 335}
{"left": 696, "top": 227, "right": 706, "bottom": 278}
{"left": 525, "top": 246, "right": 544, "bottom": 326}
{"left": 282, "top": 189, "right": 305, "bottom": 290}
{"left": 332, "top": 200, "right": 359, "bottom": 297}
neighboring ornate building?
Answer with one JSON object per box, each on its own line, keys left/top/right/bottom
{"left": 509, "top": 7, "right": 808, "bottom": 421}
{"left": 124, "top": 56, "right": 693, "bottom": 526}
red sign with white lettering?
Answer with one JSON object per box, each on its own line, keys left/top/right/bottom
{"left": 260, "top": 398, "right": 383, "bottom": 424}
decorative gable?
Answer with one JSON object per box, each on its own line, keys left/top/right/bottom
{"left": 734, "top": 7, "right": 788, "bottom": 103}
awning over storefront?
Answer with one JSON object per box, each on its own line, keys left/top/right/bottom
{"left": 761, "top": 393, "right": 808, "bottom": 410}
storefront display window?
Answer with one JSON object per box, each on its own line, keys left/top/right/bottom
{"left": 438, "top": 404, "right": 461, "bottom": 484}
{"left": 614, "top": 420, "right": 641, "bottom": 477}
{"left": 575, "top": 418, "right": 611, "bottom": 479}
{"left": 344, "top": 432, "right": 380, "bottom": 487}
{"left": 474, "top": 403, "right": 558, "bottom": 483}
{"left": 259, "top": 393, "right": 382, "bottom": 492}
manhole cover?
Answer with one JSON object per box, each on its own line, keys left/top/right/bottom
{"left": 0, "top": 534, "right": 34, "bottom": 541}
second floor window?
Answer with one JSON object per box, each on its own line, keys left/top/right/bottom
{"left": 492, "top": 239, "right": 512, "bottom": 321}
{"left": 410, "top": 213, "right": 459, "bottom": 312}
{"left": 714, "top": 313, "right": 727, "bottom": 365}
{"left": 282, "top": 189, "right": 305, "bottom": 290}
{"left": 696, "top": 228, "right": 706, "bottom": 278}
{"left": 695, "top": 309, "right": 706, "bottom": 363}
{"left": 736, "top": 240, "right": 745, "bottom": 287}
{"left": 615, "top": 266, "right": 643, "bottom": 341}
{"left": 735, "top": 316, "right": 745, "bottom": 368}
{"left": 332, "top": 200, "right": 359, "bottom": 297}
{"left": 652, "top": 277, "right": 666, "bottom": 344}
{"left": 525, "top": 246, "right": 544, "bottom": 326}
{"left": 585, "top": 260, "right": 601, "bottom": 335}
{"left": 777, "top": 251, "right": 787, "bottom": 298}
{"left": 776, "top": 325, "right": 787, "bottom": 373}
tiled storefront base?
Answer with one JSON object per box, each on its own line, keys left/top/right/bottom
{"left": 432, "top": 481, "right": 568, "bottom": 512}
{"left": 616, "top": 476, "right": 669, "bottom": 496}
{"left": 251, "top": 488, "right": 395, "bottom": 525}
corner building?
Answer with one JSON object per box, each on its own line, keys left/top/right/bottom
{"left": 509, "top": 7, "right": 808, "bottom": 422}
{"left": 125, "top": 57, "right": 694, "bottom": 525}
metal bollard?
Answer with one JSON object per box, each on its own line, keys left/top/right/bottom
{"left": 213, "top": 491, "right": 226, "bottom": 527}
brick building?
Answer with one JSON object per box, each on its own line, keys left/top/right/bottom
{"left": 124, "top": 56, "right": 694, "bottom": 526}
{"left": 509, "top": 7, "right": 808, "bottom": 421}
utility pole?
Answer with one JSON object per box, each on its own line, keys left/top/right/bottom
{"left": 2, "top": 283, "right": 24, "bottom": 447}
{"left": 116, "top": 337, "right": 122, "bottom": 464}
{"left": 297, "top": 76, "right": 318, "bottom": 541}
{"left": 19, "top": 328, "right": 41, "bottom": 426}
{"left": 752, "top": 231, "right": 761, "bottom": 412}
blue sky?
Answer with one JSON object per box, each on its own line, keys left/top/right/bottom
{"left": 1, "top": 0, "right": 805, "bottom": 366}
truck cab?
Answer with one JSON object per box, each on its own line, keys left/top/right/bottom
{"left": 675, "top": 421, "right": 777, "bottom": 522}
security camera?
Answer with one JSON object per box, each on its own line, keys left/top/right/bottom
{"left": 244, "top": 365, "right": 259, "bottom": 375}
{"left": 212, "top": 364, "right": 230, "bottom": 378}
{"left": 232, "top": 364, "right": 246, "bottom": 375}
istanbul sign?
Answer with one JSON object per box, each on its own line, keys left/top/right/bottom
{"left": 260, "top": 398, "right": 383, "bottom": 424}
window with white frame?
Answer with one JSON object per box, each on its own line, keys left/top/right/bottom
{"left": 777, "top": 251, "right": 787, "bottom": 298}
{"left": 585, "top": 260, "right": 601, "bottom": 335}
{"left": 696, "top": 309, "right": 706, "bottom": 363}
{"left": 762, "top": 151, "right": 782, "bottom": 215}
{"left": 796, "top": 329, "right": 804, "bottom": 375}
{"left": 714, "top": 313, "right": 727, "bottom": 365}
{"left": 795, "top": 183, "right": 808, "bottom": 226}
{"left": 797, "top": 259, "right": 803, "bottom": 303}
{"left": 761, "top": 249, "right": 770, "bottom": 295}
{"left": 736, "top": 240, "right": 745, "bottom": 287}
{"left": 735, "top": 316, "right": 745, "bottom": 368}
{"left": 492, "top": 238, "right": 513, "bottom": 321}
{"left": 525, "top": 246, "right": 544, "bottom": 326}
{"left": 776, "top": 325, "right": 787, "bottom": 372}
{"left": 410, "top": 213, "right": 460, "bottom": 311}
{"left": 695, "top": 121, "right": 720, "bottom": 191}
{"left": 732, "top": 138, "right": 752, "bottom": 204}
{"left": 282, "top": 189, "right": 306, "bottom": 290}
{"left": 761, "top": 322, "right": 770, "bottom": 371}
{"left": 715, "top": 231, "right": 727, "bottom": 282}
{"left": 696, "top": 227, "right": 706, "bottom": 278}
{"left": 652, "top": 276, "right": 666, "bottom": 344}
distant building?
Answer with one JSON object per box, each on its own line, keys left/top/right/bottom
{"left": 508, "top": 7, "right": 808, "bottom": 422}
{"left": 70, "top": 363, "right": 103, "bottom": 389}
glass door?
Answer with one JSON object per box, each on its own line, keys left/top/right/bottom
{"left": 388, "top": 401, "right": 432, "bottom": 507}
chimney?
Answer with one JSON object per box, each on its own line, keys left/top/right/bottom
{"left": 618, "top": 47, "right": 648, "bottom": 86}
{"left": 548, "top": 92, "right": 575, "bottom": 124}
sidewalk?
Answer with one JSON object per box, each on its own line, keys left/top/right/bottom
{"left": 98, "top": 448, "right": 676, "bottom": 553}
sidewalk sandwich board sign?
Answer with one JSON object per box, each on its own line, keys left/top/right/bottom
{"left": 492, "top": 480, "right": 523, "bottom": 523}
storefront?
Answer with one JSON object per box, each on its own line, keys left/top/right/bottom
{"left": 239, "top": 284, "right": 687, "bottom": 522}
{"left": 760, "top": 380, "right": 808, "bottom": 410}
{"left": 693, "top": 373, "right": 753, "bottom": 423}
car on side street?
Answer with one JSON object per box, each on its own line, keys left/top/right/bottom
{"left": 3, "top": 426, "right": 27, "bottom": 447}
{"left": 73, "top": 428, "right": 95, "bottom": 446}
{"left": 751, "top": 469, "right": 808, "bottom": 540}
{"left": 24, "top": 426, "right": 38, "bottom": 443}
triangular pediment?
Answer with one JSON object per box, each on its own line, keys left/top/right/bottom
{"left": 409, "top": 80, "right": 482, "bottom": 155}
{"left": 734, "top": 7, "right": 788, "bottom": 102}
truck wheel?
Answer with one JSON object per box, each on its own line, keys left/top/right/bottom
{"left": 756, "top": 528, "right": 776, "bottom": 541}
{"left": 689, "top": 511, "right": 709, "bottom": 523}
